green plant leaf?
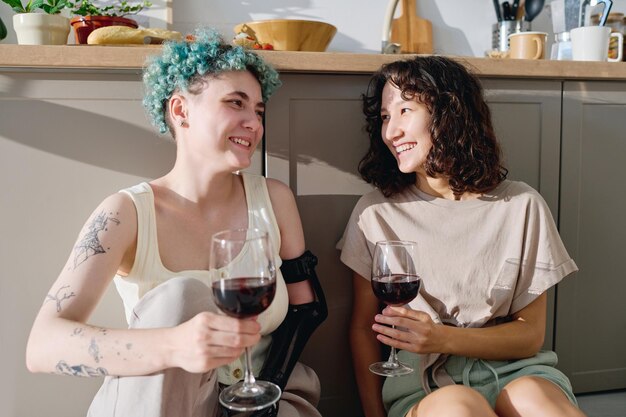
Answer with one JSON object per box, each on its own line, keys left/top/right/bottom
{"left": 39, "top": 0, "right": 69, "bottom": 13}
{"left": 24, "top": 0, "right": 44, "bottom": 12}
{"left": 2, "top": 0, "right": 27, "bottom": 13}
{"left": 69, "top": 0, "right": 150, "bottom": 17}
{"left": 0, "top": 16, "right": 7, "bottom": 40}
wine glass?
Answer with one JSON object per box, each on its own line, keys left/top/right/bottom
{"left": 369, "top": 240, "right": 421, "bottom": 377}
{"left": 209, "top": 228, "right": 281, "bottom": 411}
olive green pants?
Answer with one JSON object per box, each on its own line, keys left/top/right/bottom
{"left": 383, "top": 350, "right": 577, "bottom": 417}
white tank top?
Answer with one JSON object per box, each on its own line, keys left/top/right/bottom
{"left": 113, "top": 172, "right": 289, "bottom": 384}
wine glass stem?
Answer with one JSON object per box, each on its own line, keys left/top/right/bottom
{"left": 242, "top": 347, "right": 257, "bottom": 389}
{"left": 387, "top": 325, "right": 399, "bottom": 365}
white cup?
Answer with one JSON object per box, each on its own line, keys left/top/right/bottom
{"left": 571, "top": 26, "right": 624, "bottom": 62}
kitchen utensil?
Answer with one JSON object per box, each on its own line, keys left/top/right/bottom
{"left": 511, "top": 0, "right": 521, "bottom": 20}
{"left": 516, "top": 0, "right": 526, "bottom": 20}
{"left": 551, "top": 0, "right": 567, "bottom": 34}
{"left": 564, "top": 0, "right": 580, "bottom": 31}
{"left": 524, "top": 0, "right": 545, "bottom": 22}
{"left": 551, "top": 31, "right": 573, "bottom": 60}
{"left": 580, "top": 0, "right": 613, "bottom": 27}
{"left": 493, "top": 0, "right": 503, "bottom": 22}
{"left": 503, "top": 1, "right": 513, "bottom": 20}
{"left": 390, "top": 0, "right": 433, "bottom": 54}
{"left": 233, "top": 19, "right": 336, "bottom": 52}
{"left": 549, "top": 0, "right": 572, "bottom": 60}
{"left": 492, "top": 20, "right": 531, "bottom": 51}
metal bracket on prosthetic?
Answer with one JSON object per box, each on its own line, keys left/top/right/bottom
{"left": 258, "top": 250, "right": 328, "bottom": 390}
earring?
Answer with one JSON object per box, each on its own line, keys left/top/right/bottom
{"left": 179, "top": 119, "right": 187, "bottom": 127}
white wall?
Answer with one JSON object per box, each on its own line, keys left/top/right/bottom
{"left": 2, "top": 1, "right": 625, "bottom": 56}
{"left": 174, "top": 0, "right": 546, "bottom": 56}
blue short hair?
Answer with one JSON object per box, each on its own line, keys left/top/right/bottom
{"left": 143, "top": 28, "right": 282, "bottom": 135}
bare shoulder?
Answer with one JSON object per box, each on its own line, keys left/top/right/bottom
{"left": 72, "top": 191, "right": 138, "bottom": 266}
{"left": 83, "top": 192, "right": 137, "bottom": 236}
{"left": 265, "top": 177, "right": 298, "bottom": 222}
{"left": 265, "top": 177, "right": 296, "bottom": 204}
{"left": 264, "top": 178, "right": 304, "bottom": 259}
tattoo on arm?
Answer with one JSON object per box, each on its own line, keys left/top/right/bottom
{"left": 71, "top": 327, "right": 85, "bottom": 337}
{"left": 88, "top": 338, "right": 101, "bottom": 363}
{"left": 55, "top": 360, "right": 108, "bottom": 377}
{"left": 45, "top": 285, "right": 76, "bottom": 312}
{"left": 73, "top": 210, "right": 121, "bottom": 269}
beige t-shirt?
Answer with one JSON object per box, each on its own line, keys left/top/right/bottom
{"left": 338, "top": 180, "right": 578, "bottom": 386}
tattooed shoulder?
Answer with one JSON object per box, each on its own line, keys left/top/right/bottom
{"left": 73, "top": 210, "right": 121, "bottom": 269}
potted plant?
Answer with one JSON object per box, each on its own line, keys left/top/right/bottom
{"left": 1, "top": 0, "right": 71, "bottom": 44}
{"left": 69, "top": 0, "right": 151, "bottom": 44}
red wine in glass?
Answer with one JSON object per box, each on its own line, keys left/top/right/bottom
{"left": 209, "top": 228, "right": 281, "bottom": 411}
{"left": 212, "top": 277, "right": 277, "bottom": 318}
{"left": 371, "top": 274, "right": 421, "bottom": 306}
{"left": 369, "top": 240, "right": 420, "bottom": 377}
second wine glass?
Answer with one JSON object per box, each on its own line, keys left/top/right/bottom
{"left": 369, "top": 240, "right": 421, "bottom": 377}
{"left": 209, "top": 228, "right": 281, "bottom": 411}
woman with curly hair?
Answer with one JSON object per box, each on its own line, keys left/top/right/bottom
{"left": 338, "top": 56, "right": 585, "bottom": 417}
{"left": 26, "top": 29, "right": 323, "bottom": 417}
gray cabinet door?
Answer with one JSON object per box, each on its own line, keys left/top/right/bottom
{"left": 482, "top": 79, "right": 563, "bottom": 350}
{"left": 265, "top": 75, "right": 564, "bottom": 416}
{"left": 265, "top": 74, "right": 373, "bottom": 417}
{"left": 556, "top": 81, "right": 626, "bottom": 393}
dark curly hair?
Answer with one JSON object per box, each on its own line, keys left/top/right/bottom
{"left": 359, "top": 56, "right": 507, "bottom": 198}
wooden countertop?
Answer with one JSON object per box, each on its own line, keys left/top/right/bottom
{"left": 1, "top": 44, "right": 625, "bottom": 80}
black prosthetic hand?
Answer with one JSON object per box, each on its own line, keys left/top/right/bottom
{"left": 258, "top": 250, "right": 328, "bottom": 390}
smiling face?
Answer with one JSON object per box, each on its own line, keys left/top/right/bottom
{"left": 380, "top": 81, "right": 433, "bottom": 175}
{"left": 178, "top": 70, "right": 265, "bottom": 172}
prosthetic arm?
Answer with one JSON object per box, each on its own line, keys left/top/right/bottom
{"left": 258, "top": 250, "right": 328, "bottom": 390}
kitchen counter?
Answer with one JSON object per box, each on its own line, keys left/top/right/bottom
{"left": 1, "top": 44, "right": 626, "bottom": 80}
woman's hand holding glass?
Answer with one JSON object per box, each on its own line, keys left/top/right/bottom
{"left": 373, "top": 306, "right": 442, "bottom": 355}
{"left": 168, "top": 310, "right": 261, "bottom": 374}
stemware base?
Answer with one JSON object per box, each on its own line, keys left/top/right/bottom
{"left": 369, "top": 360, "right": 414, "bottom": 377}
{"left": 219, "top": 380, "right": 282, "bottom": 411}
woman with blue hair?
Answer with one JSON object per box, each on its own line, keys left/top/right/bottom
{"left": 26, "top": 29, "right": 325, "bottom": 417}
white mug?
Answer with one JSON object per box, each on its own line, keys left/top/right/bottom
{"left": 571, "top": 26, "right": 624, "bottom": 62}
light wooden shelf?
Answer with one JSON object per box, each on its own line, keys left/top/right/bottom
{"left": 1, "top": 44, "right": 625, "bottom": 80}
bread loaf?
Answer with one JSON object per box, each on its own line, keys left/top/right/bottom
{"left": 87, "top": 26, "right": 183, "bottom": 45}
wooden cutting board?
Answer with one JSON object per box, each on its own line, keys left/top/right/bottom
{"left": 390, "top": 0, "right": 433, "bottom": 54}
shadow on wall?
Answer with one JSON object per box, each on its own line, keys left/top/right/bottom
{"left": 331, "top": 31, "right": 374, "bottom": 53}
{"left": 235, "top": 0, "right": 315, "bottom": 19}
{"left": 0, "top": 99, "right": 175, "bottom": 179}
{"left": 420, "top": 0, "right": 473, "bottom": 56}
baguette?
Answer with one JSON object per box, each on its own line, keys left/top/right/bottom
{"left": 87, "top": 26, "right": 183, "bottom": 45}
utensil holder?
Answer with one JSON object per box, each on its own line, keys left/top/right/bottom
{"left": 492, "top": 20, "right": 532, "bottom": 51}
